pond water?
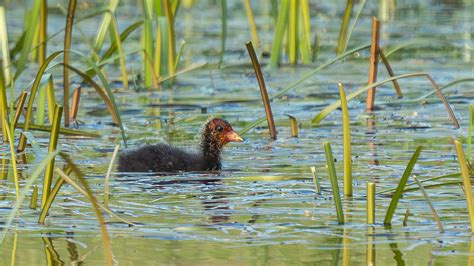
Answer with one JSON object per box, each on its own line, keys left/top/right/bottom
{"left": 0, "top": 0, "right": 473, "bottom": 264}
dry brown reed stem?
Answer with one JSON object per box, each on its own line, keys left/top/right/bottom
{"left": 12, "top": 91, "right": 27, "bottom": 129}
{"left": 366, "top": 17, "right": 380, "bottom": 111}
{"left": 70, "top": 86, "right": 81, "bottom": 121}
{"left": 63, "top": 0, "right": 77, "bottom": 127}
{"left": 379, "top": 50, "right": 402, "bottom": 98}
{"left": 245, "top": 41, "right": 277, "bottom": 140}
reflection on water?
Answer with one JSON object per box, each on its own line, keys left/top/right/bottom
{"left": 0, "top": 0, "right": 473, "bottom": 264}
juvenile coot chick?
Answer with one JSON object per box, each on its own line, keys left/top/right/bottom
{"left": 117, "top": 118, "right": 243, "bottom": 173}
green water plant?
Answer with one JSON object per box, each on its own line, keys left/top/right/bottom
{"left": 384, "top": 146, "right": 423, "bottom": 226}
{"left": 338, "top": 83, "right": 352, "bottom": 197}
{"left": 454, "top": 140, "right": 474, "bottom": 233}
{"left": 0, "top": 7, "right": 11, "bottom": 86}
{"left": 324, "top": 142, "right": 344, "bottom": 224}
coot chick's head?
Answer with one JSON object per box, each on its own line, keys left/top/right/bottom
{"left": 201, "top": 118, "right": 243, "bottom": 150}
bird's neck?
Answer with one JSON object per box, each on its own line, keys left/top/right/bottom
{"left": 200, "top": 136, "right": 223, "bottom": 170}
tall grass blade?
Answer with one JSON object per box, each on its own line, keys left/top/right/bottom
{"left": 384, "top": 146, "right": 423, "bottom": 226}
{"left": 0, "top": 60, "right": 8, "bottom": 142}
{"left": 324, "top": 142, "right": 344, "bottom": 224}
{"left": 4, "top": 119, "right": 19, "bottom": 201}
{"left": 271, "top": 43, "right": 371, "bottom": 100}
{"left": 269, "top": 0, "right": 289, "bottom": 68}
{"left": 13, "top": 1, "right": 41, "bottom": 80}
{"left": 335, "top": 0, "right": 354, "bottom": 55}
{"left": 298, "top": 0, "right": 311, "bottom": 64}
{"left": 416, "top": 78, "right": 474, "bottom": 101}
{"left": 379, "top": 50, "right": 402, "bottom": 98}
{"left": 92, "top": 0, "right": 119, "bottom": 56}
{"left": 0, "top": 152, "right": 58, "bottom": 244}
{"left": 63, "top": 0, "right": 78, "bottom": 127}
{"left": 0, "top": 7, "right": 11, "bottom": 86}
{"left": 413, "top": 176, "right": 444, "bottom": 233}
{"left": 468, "top": 105, "right": 473, "bottom": 163}
{"left": 366, "top": 17, "right": 380, "bottom": 111}
{"left": 38, "top": 166, "right": 72, "bottom": 224}
{"left": 104, "top": 144, "right": 120, "bottom": 208}
{"left": 108, "top": 15, "right": 129, "bottom": 89}
{"left": 312, "top": 72, "right": 459, "bottom": 128}
{"left": 243, "top": 0, "right": 259, "bottom": 47}
{"left": 54, "top": 167, "right": 113, "bottom": 265}
{"left": 342, "top": 0, "right": 366, "bottom": 53}
{"left": 367, "top": 182, "right": 375, "bottom": 224}
{"left": 38, "top": 0, "right": 47, "bottom": 67}
{"left": 246, "top": 42, "right": 277, "bottom": 140}
{"left": 288, "top": 0, "right": 298, "bottom": 64}
{"left": 41, "top": 105, "right": 63, "bottom": 209}
{"left": 454, "top": 140, "right": 474, "bottom": 233}
{"left": 219, "top": 0, "right": 227, "bottom": 65}
{"left": 142, "top": 0, "right": 154, "bottom": 88}
{"left": 338, "top": 83, "right": 352, "bottom": 197}
{"left": 164, "top": 0, "right": 176, "bottom": 76}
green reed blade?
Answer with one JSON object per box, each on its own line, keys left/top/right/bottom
{"left": 36, "top": 81, "right": 48, "bottom": 126}
{"left": 4, "top": 119, "right": 19, "bottom": 201}
{"left": 175, "top": 40, "right": 186, "bottom": 71}
{"left": 38, "top": 166, "right": 72, "bottom": 224}
{"left": 378, "top": 172, "right": 461, "bottom": 195}
{"left": 13, "top": 1, "right": 41, "bottom": 80}
{"left": 0, "top": 151, "right": 57, "bottom": 245}
{"left": 269, "top": 0, "right": 289, "bottom": 68}
{"left": 219, "top": 0, "right": 227, "bottom": 65}
{"left": 288, "top": 0, "right": 298, "bottom": 64}
{"left": 238, "top": 116, "right": 267, "bottom": 136}
{"left": 54, "top": 166, "right": 113, "bottom": 266}
{"left": 153, "top": 18, "right": 162, "bottom": 80}
{"left": 100, "top": 20, "right": 144, "bottom": 63}
{"left": 142, "top": 0, "right": 154, "bottom": 88}
{"left": 270, "top": 0, "right": 278, "bottom": 25}
{"left": 384, "top": 146, "right": 423, "bottom": 226}
{"left": 37, "top": 0, "right": 47, "bottom": 67}
{"left": 367, "top": 182, "right": 375, "bottom": 224}
{"left": 16, "top": 123, "right": 100, "bottom": 138}
{"left": 0, "top": 7, "right": 11, "bottom": 86}
{"left": 413, "top": 176, "right": 444, "bottom": 233}
{"left": 324, "top": 142, "right": 344, "bottom": 224}
{"left": 243, "top": 0, "right": 259, "bottom": 47}
{"left": 108, "top": 15, "right": 129, "bottom": 89}
{"left": 312, "top": 33, "right": 319, "bottom": 62}
{"left": 104, "top": 144, "right": 120, "bottom": 209}
{"left": 335, "top": 0, "right": 354, "bottom": 55}
{"left": 63, "top": 0, "right": 78, "bottom": 127}
{"left": 468, "top": 105, "right": 473, "bottom": 163}
{"left": 342, "top": 0, "right": 366, "bottom": 53}
{"left": 312, "top": 72, "right": 459, "bottom": 129}
{"left": 93, "top": 0, "right": 119, "bottom": 56}
{"left": 164, "top": 0, "right": 176, "bottom": 77}
{"left": 0, "top": 60, "right": 8, "bottom": 142}
{"left": 454, "top": 140, "right": 474, "bottom": 233}
{"left": 41, "top": 105, "right": 63, "bottom": 209}
{"left": 338, "top": 83, "right": 352, "bottom": 197}
{"left": 298, "top": 0, "right": 311, "bottom": 64}
{"left": 271, "top": 43, "right": 371, "bottom": 99}
{"left": 46, "top": 75, "right": 56, "bottom": 123}
{"left": 416, "top": 78, "right": 474, "bottom": 101}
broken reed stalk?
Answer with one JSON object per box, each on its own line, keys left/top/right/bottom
{"left": 365, "top": 17, "right": 380, "bottom": 111}
{"left": 29, "top": 185, "right": 38, "bottom": 209}
{"left": 454, "top": 140, "right": 474, "bottom": 233}
{"left": 384, "top": 146, "right": 422, "bottom": 226}
{"left": 324, "top": 142, "right": 344, "bottom": 224}
{"left": 286, "top": 114, "right": 298, "bottom": 137}
{"left": 413, "top": 176, "right": 444, "bottom": 233}
{"left": 12, "top": 91, "right": 27, "bottom": 129}
{"left": 104, "top": 144, "right": 120, "bottom": 208}
{"left": 338, "top": 83, "right": 352, "bottom": 197}
{"left": 402, "top": 209, "right": 410, "bottom": 226}
{"left": 69, "top": 86, "right": 82, "bottom": 121}
{"left": 245, "top": 41, "right": 277, "bottom": 140}
{"left": 63, "top": 0, "right": 78, "bottom": 127}
{"left": 41, "top": 104, "right": 63, "bottom": 209}
{"left": 310, "top": 166, "right": 321, "bottom": 194}
{"left": 367, "top": 182, "right": 375, "bottom": 224}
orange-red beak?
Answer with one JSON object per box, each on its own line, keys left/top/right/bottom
{"left": 224, "top": 131, "right": 243, "bottom": 142}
